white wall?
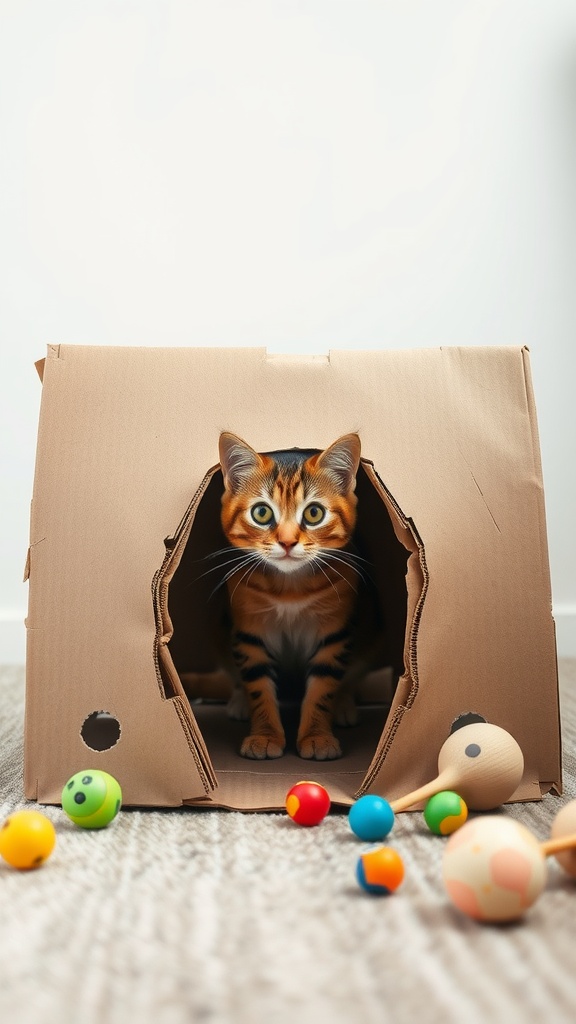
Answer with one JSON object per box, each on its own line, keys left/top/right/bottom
{"left": 1, "top": 0, "right": 575, "bottom": 661}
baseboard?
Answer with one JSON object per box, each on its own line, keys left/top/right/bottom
{"left": 554, "top": 606, "right": 576, "bottom": 659}
{"left": 1, "top": 607, "right": 574, "bottom": 665}
{"left": 0, "top": 612, "right": 26, "bottom": 664}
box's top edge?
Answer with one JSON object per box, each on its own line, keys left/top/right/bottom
{"left": 40, "top": 343, "right": 529, "bottom": 360}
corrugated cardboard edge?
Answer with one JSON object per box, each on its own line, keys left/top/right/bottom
{"left": 521, "top": 347, "right": 562, "bottom": 796}
{"left": 354, "top": 463, "right": 429, "bottom": 797}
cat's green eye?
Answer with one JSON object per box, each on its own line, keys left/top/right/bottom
{"left": 251, "top": 503, "right": 274, "bottom": 526}
{"left": 303, "top": 503, "right": 326, "bottom": 526}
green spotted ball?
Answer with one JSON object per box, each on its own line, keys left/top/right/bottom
{"left": 62, "top": 770, "right": 122, "bottom": 829}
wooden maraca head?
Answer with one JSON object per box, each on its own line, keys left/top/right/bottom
{"left": 390, "top": 722, "right": 525, "bottom": 813}
{"left": 437, "top": 723, "right": 525, "bottom": 811}
{"left": 443, "top": 816, "right": 547, "bottom": 922}
{"left": 444, "top": 802, "right": 576, "bottom": 923}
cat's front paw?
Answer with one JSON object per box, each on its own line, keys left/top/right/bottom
{"left": 240, "top": 733, "right": 285, "bottom": 759}
{"left": 297, "top": 733, "right": 342, "bottom": 760}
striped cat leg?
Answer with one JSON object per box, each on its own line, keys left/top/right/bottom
{"left": 297, "top": 627, "right": 352, "bottom": 760}
{"left": 226, "top": 682, "right": 250, "bottom": 721}
{"left": 232, "top": 631, "right": 286, "bottom": 759}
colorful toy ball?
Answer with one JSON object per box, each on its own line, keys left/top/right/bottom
{"left": 442, "top": 816, "right": 547, "bottom": 923}
{"left": 356, "top": 846, "right": 405, "bottom": 895}
{"left": 423, "top": 791, "right": 468, "bottom": 836}
{"left": 0, "top": 809, "right": 56, "bottom": 870}
{"left": 62, "top": 770, "right": 122, "bottom": 829}
{"left": 348, "top": 794, "right": 395, "bottom": 842}
{"left": 285, "top": 781, "right": 330, "bottom": 826}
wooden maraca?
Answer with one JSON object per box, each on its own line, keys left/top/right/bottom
{"left": 390, "top": 722, "right": 524, "bottom": 813}
{"left": 547, "top": 799, "right": 576, "bottom": 878}
{"left": 443, "top": 799, "right": 576, "bottom": 923}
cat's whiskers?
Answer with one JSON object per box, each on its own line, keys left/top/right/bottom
{"left": 330, "top": 549, "right": 371, "bottom": 568}
{"left": 207, "top": 551, "right": 262, "bottom": 599}
{"left": 318, "top": 549, "right": 371, "bottom": 586}
{"left": 228, "top": 552, "right": 267, "bottom": 604}
{"left": 193, "top": 550, "right": 252, "bottom": 585}
{"left": 243, "top": 556, "right": 267, "bottom": 591}
{"left": 314, "top": 554, "right": 358, "bottom": 594}
{"left": 311, "top": 557, "right": 342, "bottom": 602}
{"left": 221, "top": 552, "right": 261, "bottom": 586}
{"left": 197, "top": 546, "right": 242, "bottom": 562}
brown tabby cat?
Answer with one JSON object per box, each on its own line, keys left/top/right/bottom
{"left": 218, "top": 430, "right": 369, "bottom": 761}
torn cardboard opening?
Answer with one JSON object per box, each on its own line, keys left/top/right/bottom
{"left": 24, "top": 345, "right": 561, "bottom": 811}
{"left": 153, "top": 457, "right": 419, "bottom": 806}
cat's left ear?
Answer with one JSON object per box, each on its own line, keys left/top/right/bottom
{"left": 315, "top": 433, "right": 361, "bottom": 492}
{"left": 219, "top": 432, "right": 263, "bottom": 492}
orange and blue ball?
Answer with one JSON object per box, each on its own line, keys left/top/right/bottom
{"left": 285, "top": 781, "right": 330, "bottom": 826}
{"left": 356, "top": 846, "right": 405, "bottom": 895}
{"left": 348, "top": 794, "right": 395, "bottom": 841}
{"left": 423, "top": 791, "right": 468, "bottom": 835}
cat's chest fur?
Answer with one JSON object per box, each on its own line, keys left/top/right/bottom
{"left": 260, "top": 596, "right": 324, "bottom": 661}
{"left": 230, "top": 562, "right": 356, "bottom": 663}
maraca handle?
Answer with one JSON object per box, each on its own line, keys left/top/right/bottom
{"left": 390, "top": 774, "right": 453, "bottom": 813}
{"left": 540, "top": 833, "right": 576, "bottom": 857}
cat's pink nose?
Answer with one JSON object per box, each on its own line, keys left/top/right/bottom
{"left": 280, "top": 541, "right": 297, "bottom": 554}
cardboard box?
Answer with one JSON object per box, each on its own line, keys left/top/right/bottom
{"left": 24, "top": 345, "right": 561, "bottom": 810}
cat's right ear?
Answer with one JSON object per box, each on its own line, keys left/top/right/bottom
{"left": 219, "top": 432, "right": 262, "bottom": 492}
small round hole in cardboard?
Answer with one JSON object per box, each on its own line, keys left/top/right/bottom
{"left": 81, "top": 711, "right": 121, "bottom": 751}
{"left": 450, "top": 712, "right": 487, "bottom": 734}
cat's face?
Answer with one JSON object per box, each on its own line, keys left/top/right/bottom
{"left": 218, "top": 433, "right": 361, "bottom": 575}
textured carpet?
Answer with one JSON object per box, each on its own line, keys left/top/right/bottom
{"left": 1, "top": 662, "right": 575, "bottom": 1024}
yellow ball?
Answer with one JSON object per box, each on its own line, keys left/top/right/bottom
{"left": 0, "top": 810, "right": 56, "bottom": 870}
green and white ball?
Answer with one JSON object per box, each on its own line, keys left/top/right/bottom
{"left": 62, "top": 770, "right": 122, "bottom": 829}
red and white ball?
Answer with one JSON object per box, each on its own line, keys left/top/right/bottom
{"left": 285, "top": 781, "right": 330, "bottom": 826}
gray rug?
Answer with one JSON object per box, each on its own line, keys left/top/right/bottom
{"left": 1, "top": 662, "right": 575, "bottom": 1024}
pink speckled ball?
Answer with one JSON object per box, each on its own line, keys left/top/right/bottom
{"left": 442, "top": 816, "right": 547, "bottom": 923}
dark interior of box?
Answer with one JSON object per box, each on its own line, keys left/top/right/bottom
{"left": 163, "top": 460, "right": 411, "bottom": 798}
